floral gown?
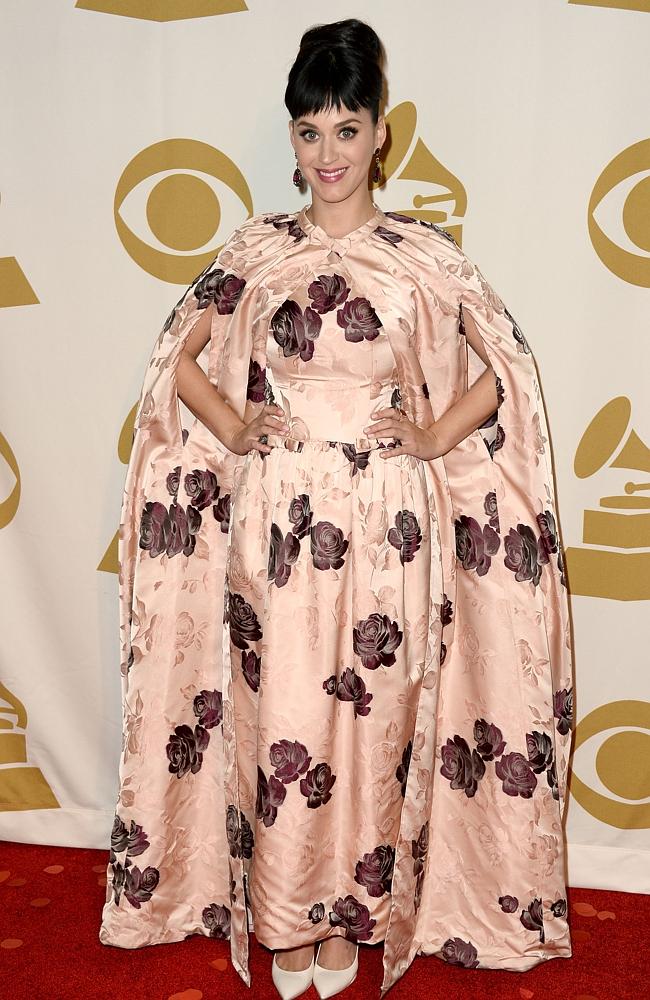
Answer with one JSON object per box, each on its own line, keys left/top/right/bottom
{"left": 224, "top": 240, "right": 439, "bottom": 948}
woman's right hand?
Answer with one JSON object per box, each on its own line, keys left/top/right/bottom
{"left": 226, "top": 404, "right": 289, "bottom": 456}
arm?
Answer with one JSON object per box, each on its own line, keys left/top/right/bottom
{"left": 175, "top": 305, "right": 288, "bottom": 455}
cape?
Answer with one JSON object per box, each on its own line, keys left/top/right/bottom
{"left": 99, "top": 205, "right": 575, "bottom": 996}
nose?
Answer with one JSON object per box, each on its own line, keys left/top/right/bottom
{"left": 319, "top": 137, "right": 337, "bottom": 165}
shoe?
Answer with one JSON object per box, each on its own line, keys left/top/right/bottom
{"left": 271, "top": 946, "right": 315, "bottom": 1000}
{"left": 313, "top": 940, "right": 359, "bottom": 999}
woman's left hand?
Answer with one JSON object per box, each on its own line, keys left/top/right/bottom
{"left": 363, "top": 407, "right": 445, "bottom": 461}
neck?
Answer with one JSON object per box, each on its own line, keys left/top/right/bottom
{"left": 306, "top": 190, "right": 377, "bottom": 239}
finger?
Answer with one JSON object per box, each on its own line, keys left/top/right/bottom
{"left": 369, "top": 407, "right": 393, "bottom": 418}
{"left": 379, "top": 445, "right": 407, "bottom": 458}
{"left": 252, "top": 440, "right": 272, "bottom": 454}
{"left": 263, "top": 417, "right": 288, "bottom": 433}
{"left": 365, "top": 421, "right": 404, "bottom": 437}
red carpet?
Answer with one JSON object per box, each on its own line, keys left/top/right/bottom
{"left": 0, "top": 839, "right": 644, "bottom": 999}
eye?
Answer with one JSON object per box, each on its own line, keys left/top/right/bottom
{"left": 299, "top": 130, "right": 318, "bottom": 141}
{"left": 569, "top": 699, "right": 650, "bottom": 828}
{"left": 340, "top": 128, "right": 358, "bottom": 139}
{"left": 114, "top": 138, "right": 252, "bottom": 284}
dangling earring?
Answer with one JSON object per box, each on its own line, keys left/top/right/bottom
{"left": 293, "top": 156, "right": 303, "bottom": 188}
{"left": 372, "top": 147, "right": 382, "bottom": 184}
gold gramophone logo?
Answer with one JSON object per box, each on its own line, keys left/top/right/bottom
{"left": 376, "top": 101, "right": 466, "bottom": 247}
{"left": 0, "top": 191, "right": 39, "bottom": 309}
{"left": 569, "top": 0, "right": 650, "bottom": 10}
{"left": 588, "top": 138, "right": 650, "bottom": 286}
{"left": 0, "top": 682, "right": 59, "bottom": 812}
{"left": 565, "top": 396, "right": 650, "bottom": 600}
{"left": 98, "top": 402, "right": 138, "bottom": 573}
{"left": 0, "top": 430, "right": 21, "bottom": 529}
{"left": 75, "top": 0, "right": 247, "bottom": 21}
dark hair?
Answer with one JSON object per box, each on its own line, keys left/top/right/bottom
{"left": 285, "top": 18, "right": 385, "bottom": 125}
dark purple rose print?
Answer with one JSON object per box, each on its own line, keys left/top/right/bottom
{"left": 247, "top": 358, "right": 266, "bottom": 403}
{"left": 440, "top": 735, "right": 486, "bottom": 797}
{"left": 269, "top": 739, "right": 312, "bottom": 784}
{"left": 422, "top": 381, "right": 430, "bottom": 399}
{"left": 308, "top": 902, "right": 325, "bottom": 923}
{"left": 110, "top": 815, "right": 150, "bottom": 861}
{"left": 139, "top": 500, "right": 171, "bottom": 558}
{"left": 212, "top": 493, "right": 231, "bottom": 533}
{"left": 336, "top": 296, "right": 382, "bottom": 343}
{"left": 440, "top": 937, "right": 479, "bottom": 968}
{"left": 268, "top": 523, "right": 301, "bottom": 587}
{"left": 328, "top": 894, "right": 376, "bottom": 941}
{"left": 498, "top": 894, "right": 519, "bottom": 913}
{"left": 526, "top": 730, "right": 553, "bottom": 773}
{"left": 483, "top": 491, "right": 500, "bottom": 533}
{"left": 384, "top": 211, "right": 416, "bottom": 224}
{"left": 374, "top": 225, "right": 403, "bottom": 245}
{"left": 167, "top": 501, "right": 202, "bottom": 558}
{"left": 110, "top": 813, "right": 131, "bottom": 856}
{"left": 271, "top": 299, "right": 322, "bottom": 362}
{"left": 202, "top": 902, "right": 231, "bottom": 940}
{"left": 503, "top": 524, "right": 542, "bottom": 585}
{"left": 487, "top": 423, "right": 505, "bottom": 458}
{"left": 411, "top": 821, "right": 429, "bottom": 911}
{"left": 557, "top": 543, "right": 567, "bottom": 588}
{"left": 505, "top": 305, "right": 530, "bottom": 354}
{"left": 387, "top": 510, "right": 423, "bottom": 564}
{"left": 454, "top": 514, "right": 501, "bottom": 576}
{"left": 193, "top": 269, "right": 245, "bottom": 314}
{"left": 226, "top": 592, "right": 263, "bottom": 650}
{"left": 335, "top": 667, "right": 373, "bottom": 718}
{"left": 256, "top": 765, "right": 287, "bottom": 827}
{"left": 342, "top": 442, "right": 371, "bottom": 476}
{"left": 551, "top": 898, "right": 567, "bottom": 918}
{"left": 354, "top": 844, "right": 395, "bottom": 897}
{"left": 473, "top": 719, "right": 506, "bottom": 761}
{"left": 166, "top": 723, "right": 210, "bottom": 778}
{"left": 300, "top": 761, "right": 336, "bottom": 808}
{"left": 111, "top": 859, "right": 161, "bottom": 910}
{"left": 546, "top": 758, "right": 559, "bottom": 800}
{"left": 441, "top": 593, "right": 454, "bottom": 627}
{"left": 495, "top": 374, "right": 505, "bottom": 406}
{"left": 536, "top": 508, "right": 558, "bottom": 564}
{"left": 184, "top": 469, "right": 220, "bottom": 510}
{"left": 166, "top": 465, "right": 181, "bottom": 498}
{"left": 396, "top": 739, "right": 412, "bottom": 797}
{"left": 520, "top": 897, "right": 545, "bottom": 942}
{"left": 553, "top": 687, "right": 573, "bottom": 736}
{"left": 263, "top": 214, "right": 306, "bottom": 243}
{"left": 419, "top": 219, "right": 460, "bottom": 247}
{"left": 310, "top": 520, "right": 349, "bottom": 570}
{"left": 323, "top": 675, "right": 337, "bottom": 695}
{"left": 288, "top": 494, "right": 313, "bottom": 539}
{"left": 193, "top": 689, "right": 223, "bottom": 730}
{"left": 241, "top": 649, "right": 261, "bottom": 693}
{"left": 307, "top": 273, "right": 350, "bottom": 313}
{"left": 391, "top": 385, "right": 402, "bottom": 408}
{"left": 495, "top": 752, "right": 537, "bottom": 798}
{"left": 353, "top": 613, "right": 403, "bottom": 670}
{"left": 225, "top": 805, "right": 254, "bottom": 859}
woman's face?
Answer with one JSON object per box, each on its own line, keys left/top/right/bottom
{"left": 289, "top": 103, "right": 386, "bottom": 206}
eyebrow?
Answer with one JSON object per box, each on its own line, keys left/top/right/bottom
{"left": 295, "top": 117, "right": 362, "bottom": 128}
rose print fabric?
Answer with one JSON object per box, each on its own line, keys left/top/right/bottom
{"left": 99, "top": 205, "right": 574, "bottom": 998}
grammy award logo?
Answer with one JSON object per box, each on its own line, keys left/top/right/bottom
{"left": 0, "top": 682, "right": 59, "bottom": 812}
{"left": 375, "top": 101, "right": 466, "bottom": 247}
{"left": 0, "top": 191, "right": 39, "bottom": 309}
{"left": 75, "top": 0, "right": 247, "bottom": 20}
{"left": 0, "top": 430, "right": 21, "bottom": 529}
{"left": 569, "top": 0, "right": 650, "bottom": 11}
{"left": 565, "top": 396, "right": 650, "bottom": 600}
{"left": 98, "top": 402, "right": 138, "bottom": 573}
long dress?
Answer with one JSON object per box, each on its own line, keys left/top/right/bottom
{"left": 99, "top": 204, "right": 574, "bottom": 997}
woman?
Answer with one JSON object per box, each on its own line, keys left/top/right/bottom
{"left": 99, "top": 17, "right": 574, "bottom": 1000}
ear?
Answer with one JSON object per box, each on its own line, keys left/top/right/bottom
{"left": 375, "top": 114, "right": 387, "bottom": 151}
{"left": 288, "top": 119, "right": 296, "bottom": 154}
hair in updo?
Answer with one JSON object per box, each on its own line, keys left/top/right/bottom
{"left": 285, "top": 18, "right": 385, "bottom": 125}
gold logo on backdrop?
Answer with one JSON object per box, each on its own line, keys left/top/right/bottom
{"left": 376, "top": 101, "right": 466, "bottom": 246}
{"left": 0, "top": 682, "right": 59, "bottom": 811}
{"left": 98, "top": 402, "right": 138, "bottom": 573}
{"left": 0, "top": 430, "right": 21, "bottom": 529}
{"left": 0, "top": 192, "right": 39, "bottom": 309}
{"left": 75, "top": 0, "right": 247, "bottom": 20}
{"left": 569, "top": 1, "right": 650, "bottom": 11}
{"left": 570, "top": 700, "right": 650, "bottom": 829}
{"left": 115, "top": 139, "right": 253, "bottom": 283}
{"left": 588, "top": 138, "right": 650, "bottom": 286}
{"left": 565, "top": 396, "right": 650, "bottom": 600}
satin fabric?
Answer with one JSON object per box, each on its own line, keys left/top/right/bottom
{"left": 99, "top": 204, "right": 574, "bottom": 997}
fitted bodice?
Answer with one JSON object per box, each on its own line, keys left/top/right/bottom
{"left": 265, "top": 266, "right": 399, "bottom": 443}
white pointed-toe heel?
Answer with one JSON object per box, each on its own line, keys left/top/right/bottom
{"left": 271, "top": 946, "right": 315, "bottom": 1000}
{"left": 313, "top": 940, "right": 359, "bottom": 999}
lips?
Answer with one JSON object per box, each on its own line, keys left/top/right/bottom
{"left": 316, "top": 167, "right": 348, "bottom": 183}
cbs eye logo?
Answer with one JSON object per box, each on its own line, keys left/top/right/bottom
{"left": 588, "top": 138, "right": 650, "bottom": 287}
{"left": 115, "top": 138, "right": 253, "bottom": 283}
{"left": 570, "top": 699, "right": 650, "bottom": 829}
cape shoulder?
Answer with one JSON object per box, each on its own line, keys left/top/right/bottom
{"left": 211, "top": 209, "right": 309, "bottom": 278}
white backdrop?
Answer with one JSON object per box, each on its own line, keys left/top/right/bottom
{"left": 1, "top": 0, "right": 649, "bottom": 894}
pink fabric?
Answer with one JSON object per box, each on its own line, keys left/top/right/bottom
{"left": 99, "top": 205, "right": 574, "bottom": 996}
